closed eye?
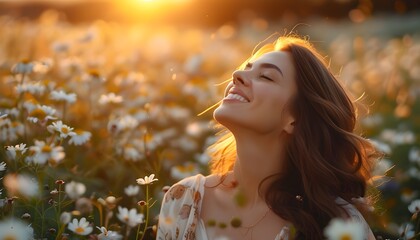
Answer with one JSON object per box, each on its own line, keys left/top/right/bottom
{"left": 260, "top": 74, "right": 273, "bottom": 81}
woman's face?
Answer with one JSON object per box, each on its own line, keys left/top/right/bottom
{"left": 214, "top": 51, "right": 297, "bottom": 135}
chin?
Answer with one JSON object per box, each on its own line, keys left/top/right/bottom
{"left": 213, "top": 106, "right": 236, "bottom": 127}
{"left": 213, "top": 106, "right": 249, "bottom": 132}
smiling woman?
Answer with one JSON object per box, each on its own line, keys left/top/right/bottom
{"left": 157, "top": 34, "right": 380, "bottom": 240}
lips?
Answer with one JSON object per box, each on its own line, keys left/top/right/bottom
{"left": 224, "top": 89, "right": 250, "bottom": 103}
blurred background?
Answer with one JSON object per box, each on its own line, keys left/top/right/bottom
{"left": 1, "top": 0, "right": 420, "bottom": 239}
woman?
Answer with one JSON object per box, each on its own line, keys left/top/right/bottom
{"left": 157, "top": 35, "right": 379, "bottom": 239}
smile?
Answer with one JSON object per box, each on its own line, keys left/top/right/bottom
{"left": 224, "top": 93, "right": 250, "bottom": 103}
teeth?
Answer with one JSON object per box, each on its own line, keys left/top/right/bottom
{"left": 225, "top": 93, "right": 249, "bottom": 103}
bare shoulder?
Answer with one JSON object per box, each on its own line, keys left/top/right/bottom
{"left": 204, "top": 174, "right": 222, "bottom": 187}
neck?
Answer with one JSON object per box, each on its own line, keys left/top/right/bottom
{"left": 230, "top": 130, "right": 288, "bottom": 208}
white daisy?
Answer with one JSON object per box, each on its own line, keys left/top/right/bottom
{"left": 408, "top": 147, "right": 420, "bottom": 166}
{"left": 171, "top": 136, "right": 198, "bottom": 152}
{"left": 122, "top": 145, "right": 143, "bottom": 162}
{"left": 27, "top": 105, "right": 57, "bottom": 124}
{"left": 3, "top": 174, "right": 39, "bottom": 198}
{"left": 28, "top": 140, "right": 65, "bottom": 165}
{"left": 324, "top": 218, "right": 365, "bottom": 240}
{"left": 408, "top": 199, "right": 420, "bottom": 213}
{"left": 0, "top": 162, "right": 6, "bottom": 172}
{"left": 185, "top": 121, "right": 208, "bottom": 137}
{"left": 4, "top": 108, "right": 19, "bottom": 118}
{"left": 81, "top": 69, "right": 105, "bottom": 82}
{"left": 195, "top": 152, "right": 211, "bottom": 165}
{"left": 166, "top": 106, "right": 190, "bottom": 121}
{"left": 114, "top": 72, "right": 145, "bottom": 86}
{"left": 369, "top": 139, "right": 391, "bottom": 155}
{"left": 65, "top": 181, "right": 86, "bottom": 200}
{"left": 107, "top": 115, "right": 139, "bottom": 134}
{"left": 124, "top": 185, "right": 140, "bottom": 196}
{"left": 171, "top": 162, "right": 200, "bottom": 180}
{"left": 47, "top": 121, "right": 76, "bottom": 139}
{"left": 68, "top": 130, "right": 92, "bottom": 145}
{"left": 380, "top": 129, "right": 415, "bottom": 145}
{"left": 59, "top": 56, "right": 83, "bottom": 78}
{"left": 11, "top": 59, "right": 34, "bottom": 74}
{"left": 33, "top": 58, "right": 54, "bottom": 74}
{"left": 0, "top": 119, "right": 24, "bottom": 142}
{"left": 16, "top": 82, "right": 46, "bottom": 95}
{"left": 97, "top": 226, "right": 123, "bottom": 240}
{"left": 50, "top": 90, "right": 77, "bottom": 104}
{"left": 51, "top": 41, "right": 70, "bottom": 53}
{"left": 0, "top": 218, "right": 34, "bottom": 240}
{"left": 6, "top": 143, "right": 28, "bottom": 160}
{"left": 136, "top": 174, "right": 158, "bottom": 185}
{"left": 98, "top": 93, "right": 123, "bottom": 105}
{"left": 116, "top": 206, "right": 144, "bottom": 228}
{"left": 68, "top": 217, "right": 93, "bottom": 236}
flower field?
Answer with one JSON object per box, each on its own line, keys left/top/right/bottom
{"left": 0, "top": 9, "right": 420, "bottom": 240}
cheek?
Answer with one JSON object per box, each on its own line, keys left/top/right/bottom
{"left": 259, "top": 94, "right": 293, "bottom": 122}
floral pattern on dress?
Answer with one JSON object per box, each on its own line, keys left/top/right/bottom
{"left": 157, "top": 174, "right": 372, "bottom": 240}
{"left": 157, "top": 175, "right": 204, "bottom": 240}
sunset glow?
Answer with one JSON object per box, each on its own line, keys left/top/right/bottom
{"left": 112, "top": 0, "right": 192, "bottom": 21}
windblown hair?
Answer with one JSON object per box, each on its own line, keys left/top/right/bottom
{"left": 208, "top": 35, "right": 380, "bottom": 238}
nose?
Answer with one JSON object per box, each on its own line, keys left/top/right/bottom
{"left": 232, "top": 70, "right": 250, "bottom": 86}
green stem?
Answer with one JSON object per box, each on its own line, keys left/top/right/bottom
{"left": 16, "top": 73, "right": 27, "bottom": 140}
{"left": 62, "top": 103, "right": 67, "bottom": 122}
{"left": 38, "top": 173, "right": 45, "bottom": 239}
{"left": 124, "top": 226, "right": 131, "bottom": 240}
{"left": 139, "top": 185, "right": 150, "bottom": 240}
{"left": 57, "top": 184, "right": 62, "bottom": 223}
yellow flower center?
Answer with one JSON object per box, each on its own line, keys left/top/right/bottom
{"left": 42, "top": 145, "right": 52, "bottom": 153}
{"left": 75, "top": 227, "right": 85, "bottom": 234}
{"left": 340, "top": 234, "right": 352, "bottom": 240}
{"left": 88, "top": 69, "right": 100, "bottom": 78}
{"left": 4, "top": 235, "right": 17, "bottom": 240}
{"left": 11, "top": 121, "right": 20, "bottom": 128}
{"left": 74, "top": 129, "right": 84, "bottom": 135}
{"left": 124, "top": 216, "right": 129, "bottom": 222}
{"left": 61, "top": 127, "right": 69, "bottom": 134}
{"left": 30, "top": 108, "right": 46, "bottom": 119}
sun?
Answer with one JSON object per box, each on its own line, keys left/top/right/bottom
{"left": 113, "top": 0, "right": 192, "bottom": 21}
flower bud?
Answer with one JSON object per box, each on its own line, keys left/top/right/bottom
{"left": 56, "top": 180, "right": 65, "bottom": 185}
{"left": 21, "top": 213, "right": 31, "bottom": 220}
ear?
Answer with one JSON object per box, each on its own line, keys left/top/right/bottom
{"left": 283, "top": 118, "right": 295, "bottom": 134}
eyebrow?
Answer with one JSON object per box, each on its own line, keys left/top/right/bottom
{"left": 246, "top": 62, "right": 284, "bottom": 76}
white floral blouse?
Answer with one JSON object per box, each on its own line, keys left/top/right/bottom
{"left": 157, "top": 174, "right": 372, "bottom": 240}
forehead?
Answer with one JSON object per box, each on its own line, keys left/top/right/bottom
{"left": 253, "top": 51, "right": 292, "bottom": 66}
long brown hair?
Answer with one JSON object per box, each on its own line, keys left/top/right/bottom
{"left": 208, "top": 35, "right": 379, "bottom": 238}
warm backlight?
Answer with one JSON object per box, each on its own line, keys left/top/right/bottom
{"left": 114, "top": 0, "right": 192, "bottom": 21}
